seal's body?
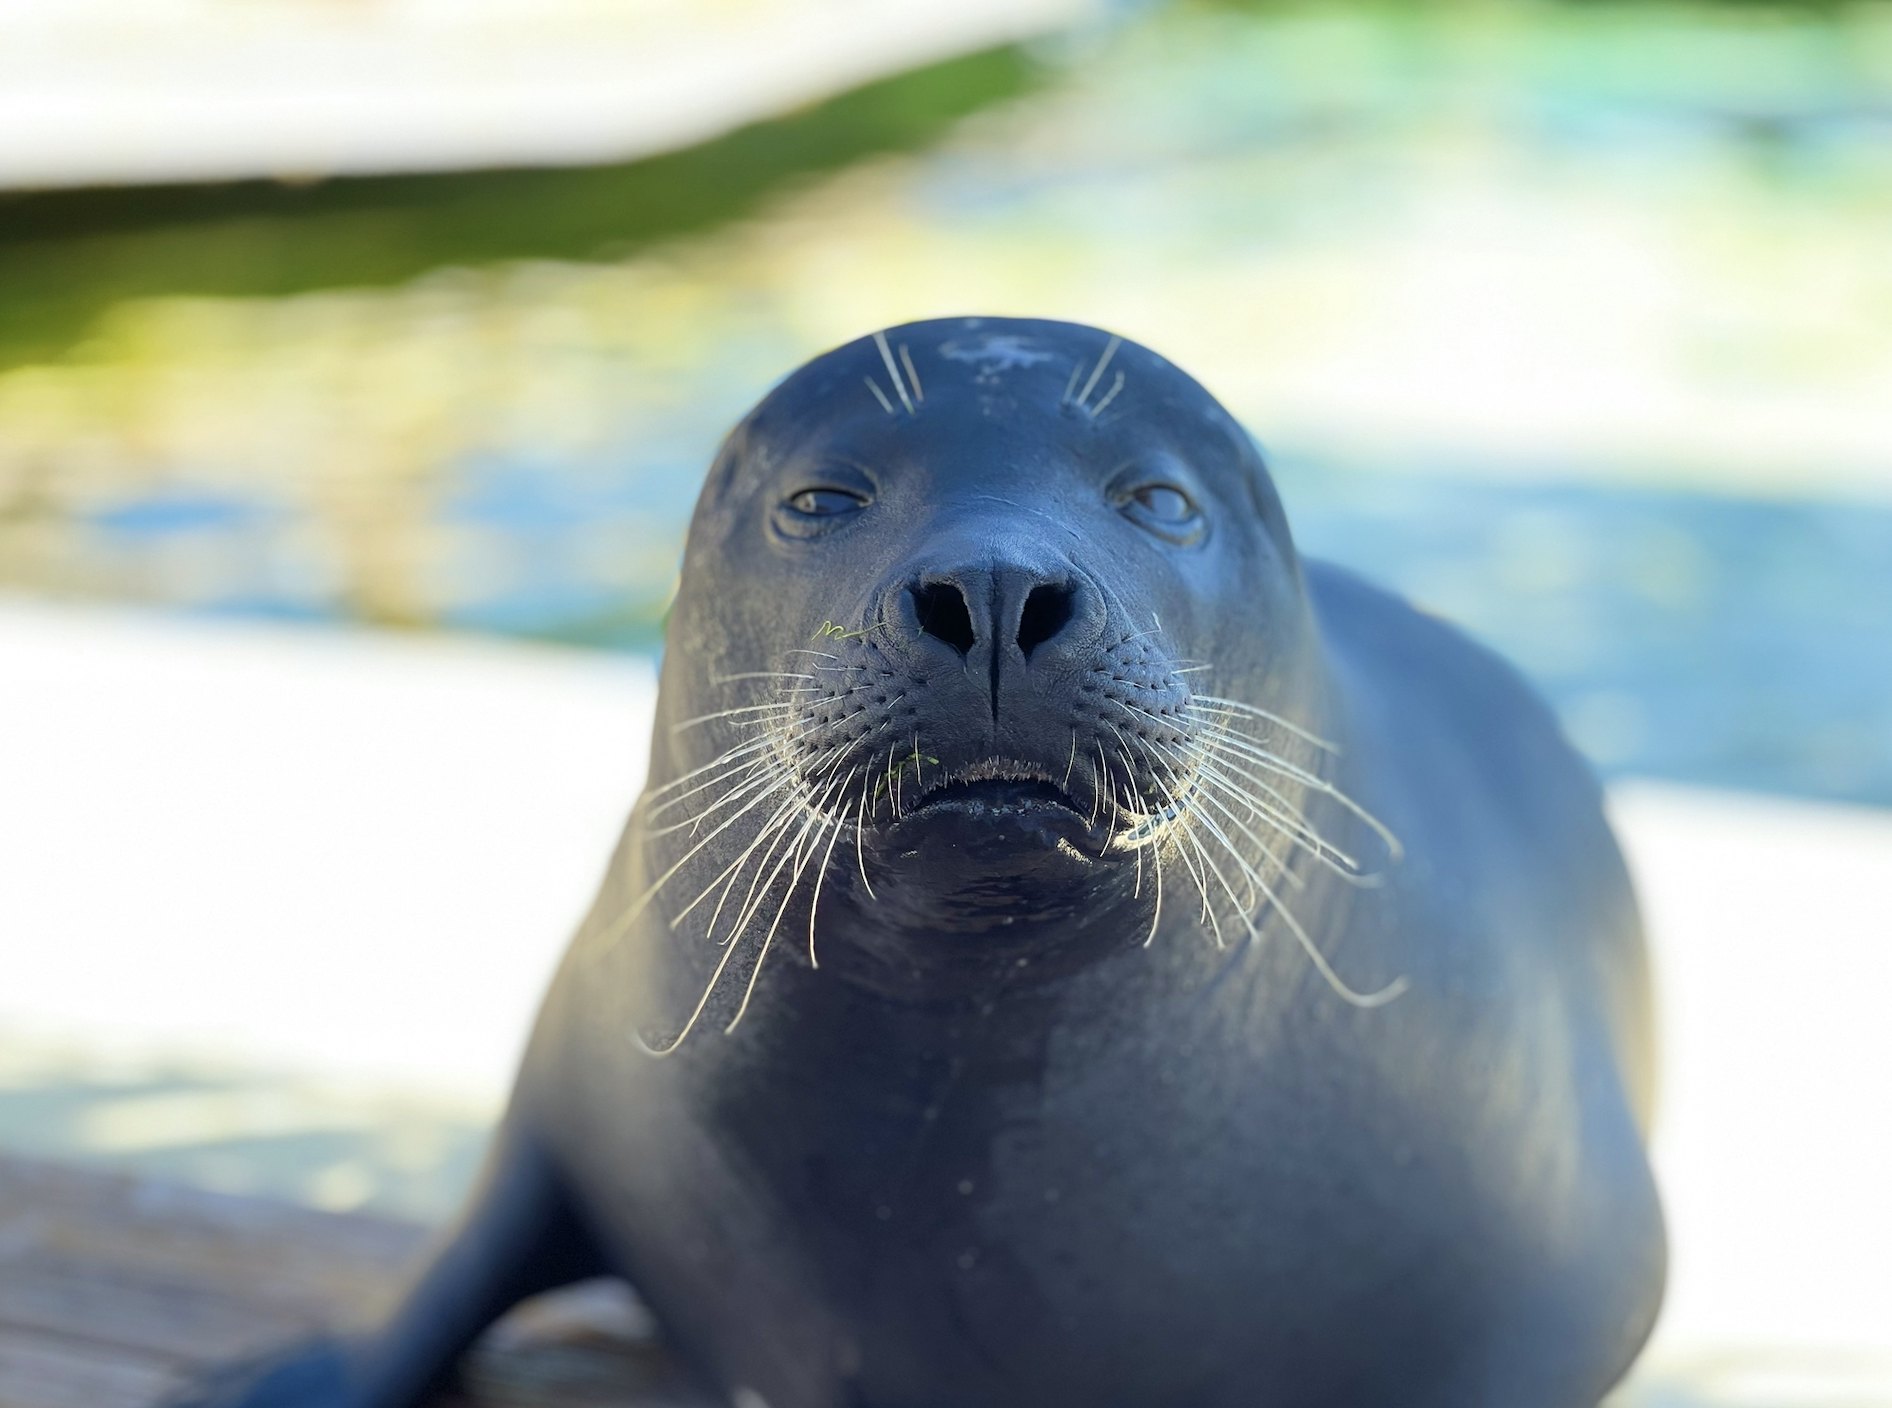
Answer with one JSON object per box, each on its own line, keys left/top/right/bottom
{"left": 178, "top": 319, "right": 1663, "bottom": 1408}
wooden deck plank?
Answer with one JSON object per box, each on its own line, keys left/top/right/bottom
{"left": 0, "top": 1156, "right": 713, "bottom": 1408}
{"left": 0, "top": 1327, "right": 178, "bottom": 1408}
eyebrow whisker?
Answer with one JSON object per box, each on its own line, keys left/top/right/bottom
{"left": 1074, "top": 334, "right": 1123, "bottom": 410}
{"left": 898, "top": 343, "right": 924, "bottom": 404}
{"left": 873, "top": 329, "right": 917, "bottom": 416}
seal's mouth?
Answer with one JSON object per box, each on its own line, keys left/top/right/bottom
{"left": 905, "top": 758, "right": 1088, "bottom": 820}
{"left": 911, "top": 777, "right": 1084, "bottom": 817}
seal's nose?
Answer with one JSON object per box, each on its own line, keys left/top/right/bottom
{"left": 902, "top": 563, "right": 1099, "bottom": 668}
{"left": 911, "top": 581, "right": 976, "bottom": 657}
{"left": 880, "top": 556, "right": 1109, "bottom": 736}
{"left": 1015, "top": 581, "right": 1076, "bottom": 660}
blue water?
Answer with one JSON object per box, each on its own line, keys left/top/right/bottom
{"left": 80, "top": 444, "right": 1892, "bottom": 809}
{"left": 1279, "top": 463, "right": 1892, "bottom": 806}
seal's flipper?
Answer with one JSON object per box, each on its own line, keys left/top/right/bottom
{"left": 165, "top": 1128, "right": 605, "bottom": 1408}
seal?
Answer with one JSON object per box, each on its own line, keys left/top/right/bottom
{"left": 173, "top": 318, "right": 1665, "bottom": 1408}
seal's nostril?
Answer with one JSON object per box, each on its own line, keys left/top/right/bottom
{"left": 912, "top": 582, "right": 975, "bottom": 656}
{"left": 1017, "top": 583, "right": 1075, "bottom": 659}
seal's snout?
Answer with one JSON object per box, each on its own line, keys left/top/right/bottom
{"left": 778, "top": 544, "right": 1197, "bottom": 857}
{"left": 893, "top": 556, "right": 1103, "bottom": 682}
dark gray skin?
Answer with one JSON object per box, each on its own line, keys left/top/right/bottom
{"left": 172, "top": 317, "right": 1665, "bottom": 1408}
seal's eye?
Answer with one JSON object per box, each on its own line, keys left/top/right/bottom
{"left": 1114, "top": 481, "right": 1204, "bottom": 545}
{"left": 1131, "top": 485, "right": 1193, "bottom": 522}
{"left": 788, "top": 488, "right": 866, "bottom": 517}
{"left": 775, "top": 481, "right": 872, "bottom": 540}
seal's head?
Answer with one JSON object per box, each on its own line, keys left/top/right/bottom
{"left": 635, "top": 318, "right": 1390, "bottom": 1042}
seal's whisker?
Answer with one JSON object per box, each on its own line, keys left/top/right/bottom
{"left": 722, "top": 783, "right": 845, "bottom": 1037}
{"left": 1191, "top": 829, "right": 1258, "bottom": 953}
{"left": 613, "top": 749, "right": 790, "bottom": 900}
{"left": 898, "top": 343, "right": 924, "bottom": 405}
{"left": 712, "top": 787, "right": 821, "bottom": 955}
{"left": 1088, "top": 370, "right": 1126, "bottom": 419}
{"left": 1088, "top": 740, "right": 1111, "bottom": 830}
{"left": 682, "top": 794, "right": 804, "bottom": 938}
{"left": 1185, "top": 749, "right": 1362, "bottom": 873}
{"left": 853, "top": 768, "right": 878, "bottom": 901}
{"left": 776, "top": 741, "right": 857, "bottom": 830}
{"left": 1060, "top": 360, "right": 1084, "bottom": 408}
{"left": 1141, "top": 734, "right": 1408, "bottom": 1006}
{"left": 1114, "top": 745, "right": 1144, "bottom": 899}
{"left": 684, "top": 746, "right": 832, "bottom": 837}
{"left": 640, "top": 733, "right": 783, "bottom": 802}
{"left": 642, "top": 783, "right": 829, "bottom": 1055}
{"left": 1157, "top": 751, "right": 1306, "bottom": 895}
{"left": 735, "top": 777, "right": 848, "bottom": 1025}
{"left": 1202, "top": 822, "right": 1410, "bottom": 1009}
{"left": 731, "top": 761, "right": 849, "bottom": 950}
{"left": 682, "top": 727, "right": 831, "bottom": 895}
{"left": 1199, "top": 786, "right": 1383, "bottom": 890}
{"left": 873, "top": 330, "right": 917, "bottom": 417}
{"left": 1195, "top": 728, "right": 1352, "bottom": 817}
{"left": 1144, "top": 830, "right": 1166, "bottom": 947}
{"left": 604, "top": 767, "right": 800, "bottom": 949}
{"left": 798, "top": 737, "right": 861, "bottom": 821}
{"left": 726, "top": 815, "right": 830, "bottom": 1035}
{"left": 1188, "top": 749, "right": 1324, "bottom": 836}
{"left": 645, "top": 767, "right": 771, "bottom": 828}
{"left": 635, "top": 910, "right": 751, "bottom": 1058}
{"left": 1190, "top": 783, "right": 1307, "bottom": 892}
{"left": 646, "top": 762, "right": 782, "bottom": 835}
{"left": 862, "top": 375, "right": 896, "bottom": 416}
{"left": 1112, "top": 697, "right": 1207, "bottom": 753}
{"left": 667, "top": 734, "right": 799, "bottom": 796}
{"left": 1187, "top": 696, "right": 1339, "bottom": 753}
{"left": 1107, "top": 745, "right": 1133, "bottom": 820}
{"left": 806, "top": 769, "right": 857, "bottom": 969}
{"left": 1074, "top": 334, "right": 1123, "bottom": 411}
{"left": 712, "top": 671, "right": 818, "bottom": 686}
{"left": 1197, "top": 729, "right": 1402, "bottom": 862}
{"left": 648, "top": 715, "right": 822, "bottom": 814}
{"left": 1144, "top": 761, "right": 1218, "bottom": 941}
{"left": 702, "top": 756, "right": 845, "bottom": 949}
{"left": 1102, "top": 717, "right": 1186, "bottom": 828}
{"left": 1192, "top": 753, "right": 1383, "bottom": 886}
{"left": 1178, "top": 763, "right": 1321, "bottom": 888}
{"left": 670, "top": 699, "right": 802, "bottom": 733}
{"left": 1131, "top": 730, "right": 1251, "bottom": 931}
{"left": 704, "top": 809, "right": 795, "bottom": 945}
{"left": 1179, "top": 820, "right": 1227, "bottom": 946}
{"left": 878, "top": 742, "right": 900, "bottom": 821}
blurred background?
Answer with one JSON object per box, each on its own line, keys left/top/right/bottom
{"left": 1, "top": 0, "right": 1889, "bottom": 1403}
